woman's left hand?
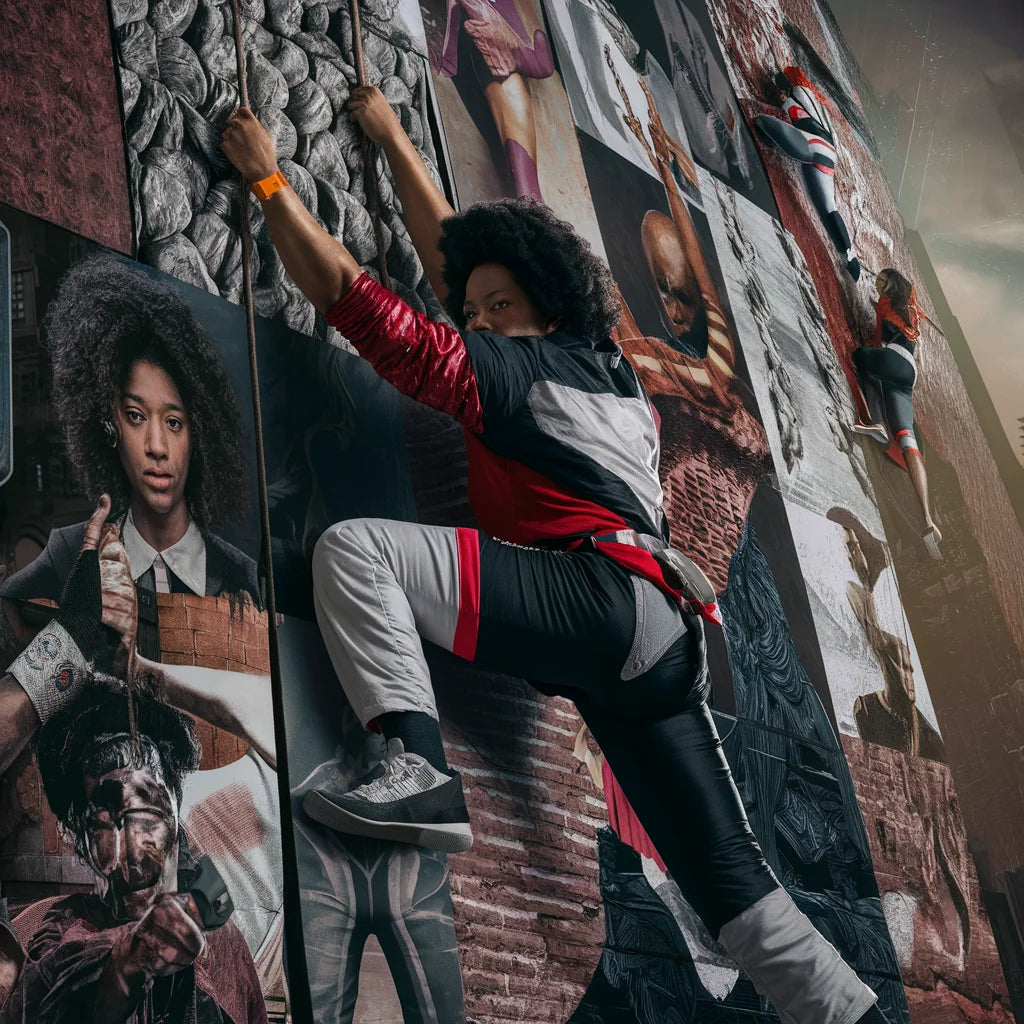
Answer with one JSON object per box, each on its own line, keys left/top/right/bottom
{"left": 221, "top": 107, "right": 280, "bottom": 182}
{"left": 347, "top": 86, "right": 404, "bottom": 147}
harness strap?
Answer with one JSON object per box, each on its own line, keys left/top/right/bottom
{"left": 591, "top": 531, "right": 722, "bottom": 625}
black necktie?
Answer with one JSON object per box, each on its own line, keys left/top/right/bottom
{"left": 135, "top": 566, "right": 160, "bottom": 661}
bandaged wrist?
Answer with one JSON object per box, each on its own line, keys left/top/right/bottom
{"left": 8, "top": 621, "right": 90, "bottom": 725}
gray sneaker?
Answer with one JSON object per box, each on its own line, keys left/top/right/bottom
{"left": 302, "top": 739, "right": 473, "bottom": 853}
{"left": 852, "top": 421, "right": 889, "bottom": 445}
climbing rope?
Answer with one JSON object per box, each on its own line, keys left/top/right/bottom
{"left": 350, "top": 0, "right": 393, "bottom": 289}
{"left": 226, "top": 2, "right": 313, "bottom": 1015}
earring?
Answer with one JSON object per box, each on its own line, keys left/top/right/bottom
{"left": 102, "top": 420, "right": 118, "bottom": 448}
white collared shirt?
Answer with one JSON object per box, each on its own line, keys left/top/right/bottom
{"left": 122, "top": 510, "right": 207, "bottom": 596}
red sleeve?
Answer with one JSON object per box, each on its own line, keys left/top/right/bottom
{"left": 326, "top": 273, "right": 484, "bottom": 434}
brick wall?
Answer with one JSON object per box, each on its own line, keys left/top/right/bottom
{"left": 156, "top": 593, "right": 270, "bottom": 771}
{"left": 843, "top": 736, "right": 1013, "bottom": 1023}
{"left": 441, "top": 675, "right": 605, "bottom": 1024}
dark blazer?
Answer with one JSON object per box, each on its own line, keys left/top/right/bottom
{"left": 0, "top": 521, "right": 262, "bottom": 609}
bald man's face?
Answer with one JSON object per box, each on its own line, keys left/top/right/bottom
{"left": 642, "top": 211, "right": 702, "bottom": 338}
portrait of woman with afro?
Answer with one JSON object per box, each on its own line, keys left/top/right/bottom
{"left": 0, "top": 253, "right": 261, "bottom": 614}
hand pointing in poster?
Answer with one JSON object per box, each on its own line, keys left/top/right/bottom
{"left": 82, "top": 494, "right": 139, "bottom": 680}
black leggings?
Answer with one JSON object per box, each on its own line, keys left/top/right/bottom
{"left": 755, "top": 114, "right": 853, "bottom": 256}
{"left": 474, "top": 539, "right": 779, "bottom": 934}
{"left": 314, "top": 518, "right": 881, "bottom": 1020}
{"left": 852, "top": 345, "right": 918, "bottom": 451}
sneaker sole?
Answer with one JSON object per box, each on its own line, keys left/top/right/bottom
{"left": 852, "top": 423, "right": 889, "bottom": 445}
{"left": 302, "top": 791, "right": 474, "bottom": 853}
{"left": 923, "top": 530, "right": 943, "bottom": 561}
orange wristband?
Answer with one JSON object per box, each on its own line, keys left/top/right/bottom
{"left": 251, "top": 170, "right": 288, "bottom": 200}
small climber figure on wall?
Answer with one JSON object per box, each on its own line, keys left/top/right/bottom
{"left": 851, "top": 267, "right": 942, "bottom": 560}
{"left": 754, "top": 66, "right": 861, "bottom": 281}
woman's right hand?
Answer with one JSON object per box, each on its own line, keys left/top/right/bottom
{"left": 347, "top": 86, "right": 404, "bottom": 147}
{"left": 82, "top": 495, "right": 139, "bottom": 679}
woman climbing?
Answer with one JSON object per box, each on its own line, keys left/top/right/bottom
{"left": 755, "top": 66, "right": 861, "bottom": 281}
{"left": 852, "top": 268, "right": 942, "bottom": 559}
{"left": 221, "top": 88, "right": 895, "bottom": 1024}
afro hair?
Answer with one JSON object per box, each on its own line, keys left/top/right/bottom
{"left": 42, "top": 253, "right": 247, "bottom": 528}
{"left": 36, "top": 675, "right": 201, "bottom": 859}
{"left": 437, "top": 197, "right": 621, "bottom": 343}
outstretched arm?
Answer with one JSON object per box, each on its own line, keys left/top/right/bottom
{"left": 139, "top": 657, "right": 276, "bottom": 769}
{"left": 221, "top": 108, "right": 362, "bottom": 314}
{"left": 0, "top": 674, "right": 39, "bottom": 776}
{"left": 348, "top": 86, "right": 455, "bottom": 303}
{"left": 226, "top": 108, "right": 493, "bottom": 430}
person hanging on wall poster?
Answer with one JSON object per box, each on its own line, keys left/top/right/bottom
{"left": 430, "top": 0, "right": 556, "bottom": 200}
{"left": 604, "top": 55, "right": 737, "bottom": 376}
{"left": 754, "top": 66, "right": 862, "bottom": 281}
{"left": 849, "top": 268, "right": 942, "bottom": 559}
{"left": 0, "top": 254, "right": 261, "bottom": 650}
{"left": 827, "top": 506, "right": 946, "bottom": 760}
{"left": 220, "top": 94, "right": 896, "bottom": 1024}
{"left": 0, "top": 500, "right": 277, "bottom": 1024}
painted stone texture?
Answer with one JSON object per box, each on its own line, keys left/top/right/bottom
{"left": 0, "top": 2, "right": 131, "bottom": 251}
{"left": 843, "top": 736, "right": 1013, "bottom": 1023}
{"left": 110, "top": 0, "right": 443, "bottom": 339}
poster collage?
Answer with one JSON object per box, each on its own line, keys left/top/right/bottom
{"left": 0, "top": 0, "right": 1022, "bottom": 1022}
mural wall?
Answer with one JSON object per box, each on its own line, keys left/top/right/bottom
{"left": 0, "top": 1, "right": 1021, "bottom": 1023}
{"left": 0, "top": 207, "right": 286, "bottom": 1021}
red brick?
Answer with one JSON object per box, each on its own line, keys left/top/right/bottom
{"left": 457, "top": 922, "right": 547, "bottom": 955}
{"left": 229, "top": 638, "right": 246, "bottom": 662}
{"left": 460, "top": 944, "right": 542, "bottom": 977}
{"left": 185, "top": 605, "right": 230, "bottom": 634}
{"left": 162, "top": 652, "right": 195, "bottom": 666}
{"left": 195, "top": 655, "right": 227, "bottom": 670}
{"left": 156, "top": 603, "right": 187, "bottom": 629}
{"left": 245, "top": 645, "right": 270, "bottom": 672}
{"left": 184, "top": 594, "right": 206, "bottom": 608}
{"left": 159, "top": 627, "right": 194, "bottom": 655}
{"left": 155, "top": 592, "right": 179, "bottom": 608}
{"left": 244, "top": 619, "right": 269, "bottom": 646}
{"left": 194, "top": 630, "right": 228, "bottom": 658}
{"left": 226, "top": 659, "right": 248, "bottom": 673}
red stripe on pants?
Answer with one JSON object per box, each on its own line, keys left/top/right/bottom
{"left": 602, "top": 760, "right": 667, "bottom": 871}
{"left": 453, "top": 528, "right": 481, "bottom": 660}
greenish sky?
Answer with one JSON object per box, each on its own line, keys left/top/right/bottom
{"left": 829, "top": 0, "right": 1024, "bottom": 465}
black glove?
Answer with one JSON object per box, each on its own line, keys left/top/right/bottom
{"left": 55, "top": 549, "right": 118, "bottom": 675}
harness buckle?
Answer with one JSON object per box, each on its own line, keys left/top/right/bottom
{"left": 591, "top": 531, "right": 722, "bottom": 625}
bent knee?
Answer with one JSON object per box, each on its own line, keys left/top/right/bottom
{"left": 312, "top": 518, "right": 386, "bottom": 589}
